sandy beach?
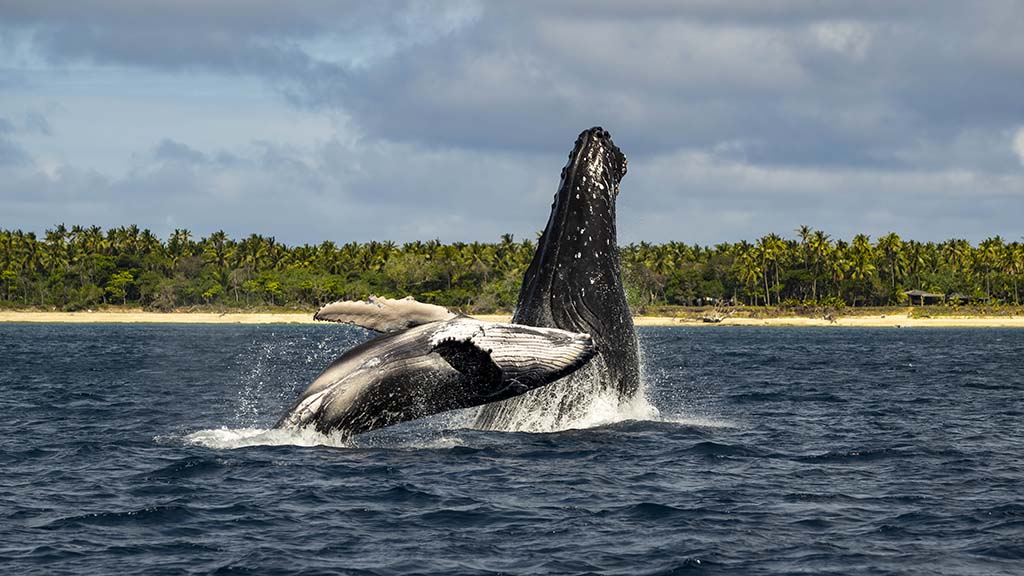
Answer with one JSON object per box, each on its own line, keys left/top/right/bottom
{"left": 2, "top": 310, "right": 1023, "bottom": 327}
{"left": 0, "top": 310, "right": 320, "bottom": 325}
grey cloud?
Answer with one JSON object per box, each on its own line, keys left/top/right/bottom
{"left": 1, "top": 133, "right": 555, "bottom": 244}
{"left": 4, "top": 1, "right": 477, "bottom": 73}
{"left": 3, "top": 1, "right": 1024, "bottom": 245}
{"left": 22, "top": 111, "right": 51, "bottom": 135}
{"left": 0, "top": 139, "right": 29, "bottom": 166}
{"left": 153, "top": 139, "right": 207, "bottom": 164}
{"left": 0, "top": 117, "right": 30, "bottom": 166}
{"left": 619, "top": 150, "right": 1024, "bottom": 244}
{"left": 4, "top": 130, "right": 1022, "bottom": 246}
{"left": 5, "top": 1, "right": 1023, "bottom": 172}
{"left": 300, "top": 2, "right": 1023, "bottom": 172}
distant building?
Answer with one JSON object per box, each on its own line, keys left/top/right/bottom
{"left": 904, "top": 290, "right": 944, "bottom": 305}
{"left": 946, "top": 292, "right": 972, "bottom": 305}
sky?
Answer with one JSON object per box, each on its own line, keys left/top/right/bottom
{"left": 1, "top": 0, "right": 1023, "bottom": 246}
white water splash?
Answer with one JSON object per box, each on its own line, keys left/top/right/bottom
{"left": 180, "top": 329, "right": 721, "bottom": 449}
{"left": 409, "top": 435, "right": 468, "bottom": 449}
{"left": 473, "top": 325, "right": 673, "bottom": 433}
{"left": 490, "top": 386, "right": 661, "bottom": 433}
{"left": 660, "top": 415, "right": 737, "bottom": 429}
{"left": 174, "top": 406, "right": 727, "bottom": 451}
{"left": 174, "top": 426, "right": 476, "bottom": 451}
{"left": 181, "top": 426, "right": 353, "bottom": 449}
{"left": 472, "top": 348, "right": 663, "bottom": 434}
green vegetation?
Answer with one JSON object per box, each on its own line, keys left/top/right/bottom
{"left": 1, "top": 224, "right": 1022, "bottom": 313}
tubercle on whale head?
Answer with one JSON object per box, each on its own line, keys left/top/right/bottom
{"left": 549, "top": 126, "right": 626, "bottom": 250}
{"left": 559, "top": 126, "right": 627, "bottom": 198}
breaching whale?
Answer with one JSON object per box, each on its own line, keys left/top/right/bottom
{"left": 274, "top": 127, "right": 638, "bottom": 436}
{"left": 275, "top": 296, "right": 596, "bottom": 436}
{"left": 475, "top": 127, "right": 641, "bottom": 430}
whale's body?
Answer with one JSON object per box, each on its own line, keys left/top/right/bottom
{"left": 275, "top": 308, "right": 595, "bottom": 436}
{"left": 475, "top": 127, "right": 641, "bottom": 430}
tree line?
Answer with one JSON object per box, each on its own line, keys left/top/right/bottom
{"left": 1, "top": 224, "right": 1021, "bottom": 312}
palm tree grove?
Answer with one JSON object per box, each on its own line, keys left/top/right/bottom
{"left": 1, "top": 224, "right": 1022, "bottom": 314}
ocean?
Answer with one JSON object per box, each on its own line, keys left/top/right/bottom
{"left": 1, "top": 324, "right": 1021, "bottom": 575}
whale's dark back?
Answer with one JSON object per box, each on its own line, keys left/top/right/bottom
{"left": 475, "top": 127, "right": 641, "bottom": 430}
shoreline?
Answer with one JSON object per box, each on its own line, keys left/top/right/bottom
{"left": 1, "top": 310, "right": 1023, "bottom": 328}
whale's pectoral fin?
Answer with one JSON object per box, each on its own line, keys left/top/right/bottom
{"left": 314, "top": 295, "right": 457, "bottom": 332}
{"left": 434, "top": 339, "right": 503, "bottom": 383}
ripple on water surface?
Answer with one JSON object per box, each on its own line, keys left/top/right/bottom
{"left": 0, "top": 324, "right": 1022, "bottom": 575}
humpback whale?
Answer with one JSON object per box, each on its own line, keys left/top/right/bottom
{"left": 275, "top": 127, "right": 638, "bottom": 436}
{"left": 475, "top": 127, "right": 641, "bottom": 430}
{"left": 275, "top": 296, "right": 596, "bottom": 436}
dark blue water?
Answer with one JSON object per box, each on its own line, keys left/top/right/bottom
{"left": 1, "top": 324, "right": 1022, "bottom": 575}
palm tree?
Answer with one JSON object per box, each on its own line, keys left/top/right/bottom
{"left": 976, "top": 236, "right": 1004, "bottom": 299}
{"left": 825, "top": 241, "right": 849, "bottom": 301}
{"left": 941, "top": 239, "right": 971, "bottom": 291}
{"left": 876, "top": 232, "right": 905, "bottom": 301}
{"left": 732, "top": 242, "right": 762, "bottom": 305}
{"left": 167, "top": 229, "right": 195, "bottom": 274}
{"left": 847, "top": 235, "right": 878, "bottom": 305}
{"left": 808, "top": 230, "right": 831, "bottom": 301}
{"left": 1008, "top": 242, "right": 1024, "bottom": 305}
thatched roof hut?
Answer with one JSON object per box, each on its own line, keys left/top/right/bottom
{"left": 904, "top": 290, "right": 944, "bottom": 305}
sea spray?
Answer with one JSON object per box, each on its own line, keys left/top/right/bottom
{"left": 232, "top": 326, "right": 368, "bottom": 427}
{"left": 471, "top": 338, "right": 660, "bottom": 433}
{"left": 182, "top": 426, "right": 354, "bottom": 449}
{"left": 223, "top": 322, "right": 673, "bottom": 440}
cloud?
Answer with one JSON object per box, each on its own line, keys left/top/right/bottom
{"left": 289, "top": 2, "right": 1024, "bottom": 172}
{"left": 4, "top": 127, "right": 1023, "bottom": 247}
{"left": 809, "top": 20, "right": 872, "bottom": 60}
{"left": 0, "top": 131, "right": 558, "bottom": 244}
{"left": 5, "top": 2, "right": 1023, "bottom": 168}
{"left": 22, "top": 111, "right": 51, "bottom": 135}
{"left": 2, "top": 1, "right": 1023, "bottom": 245}
{"left": 153, "top": 139, "right": 208, "bottom": 164}
{"left": 1014, "top": 127, "right": 1024, "bottom": 167}
{"left": 0, "top": 117, "right": 30, "bottom": 166}
{"left": 621, "top": 148, "right": 1024, "bottom": 243}
{"left": 0, "top": 140, "right": 29, "bottom": 166}
{"left": 2, "top": 1, "right": 480, "bottom": 75}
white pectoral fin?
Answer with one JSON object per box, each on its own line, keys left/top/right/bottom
{"left": 429, "top": 318, "right": 596, "bottom": 386}
{"left": 314, "top": 295, "right": 457, "bottom": 332}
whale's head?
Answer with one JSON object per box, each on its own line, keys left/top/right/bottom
{"left": 563, "top": 126, "right": 628, "bottom": 200}
{"left": 514, "top": 127, "right": 632, "bottom": 339}
{"left": 474, "top": 127, "right": 641, "bottom": 429}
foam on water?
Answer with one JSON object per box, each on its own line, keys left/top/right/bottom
{"left": 661, "top": 414, "right": 737, "bottom": 428}
{"left": 399, "top": 435, "right": 468, "bottom": 449}
{"left": 526, "top": 388, "right": 658, "bottom": 432}
{"left": 473, "top": 336, "right": 664, "bottom": 433}
{"left": 181, "top": 426, "right": 353, "bottom": 449}
{"left": 473, "top": 368, "right": 663, "bottom": 433}
{"left": 189, "top": 331, "right": 708, "bottom": 446}
{"left": 167, "top": 425, "right": 477, "bottom": 451}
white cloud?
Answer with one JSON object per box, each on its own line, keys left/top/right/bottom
{"left": 1013, "top": 127, "right": 1024, "bottom": 166}
{"left": 809, "top": 20, "right": 872, "bottom": 61}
